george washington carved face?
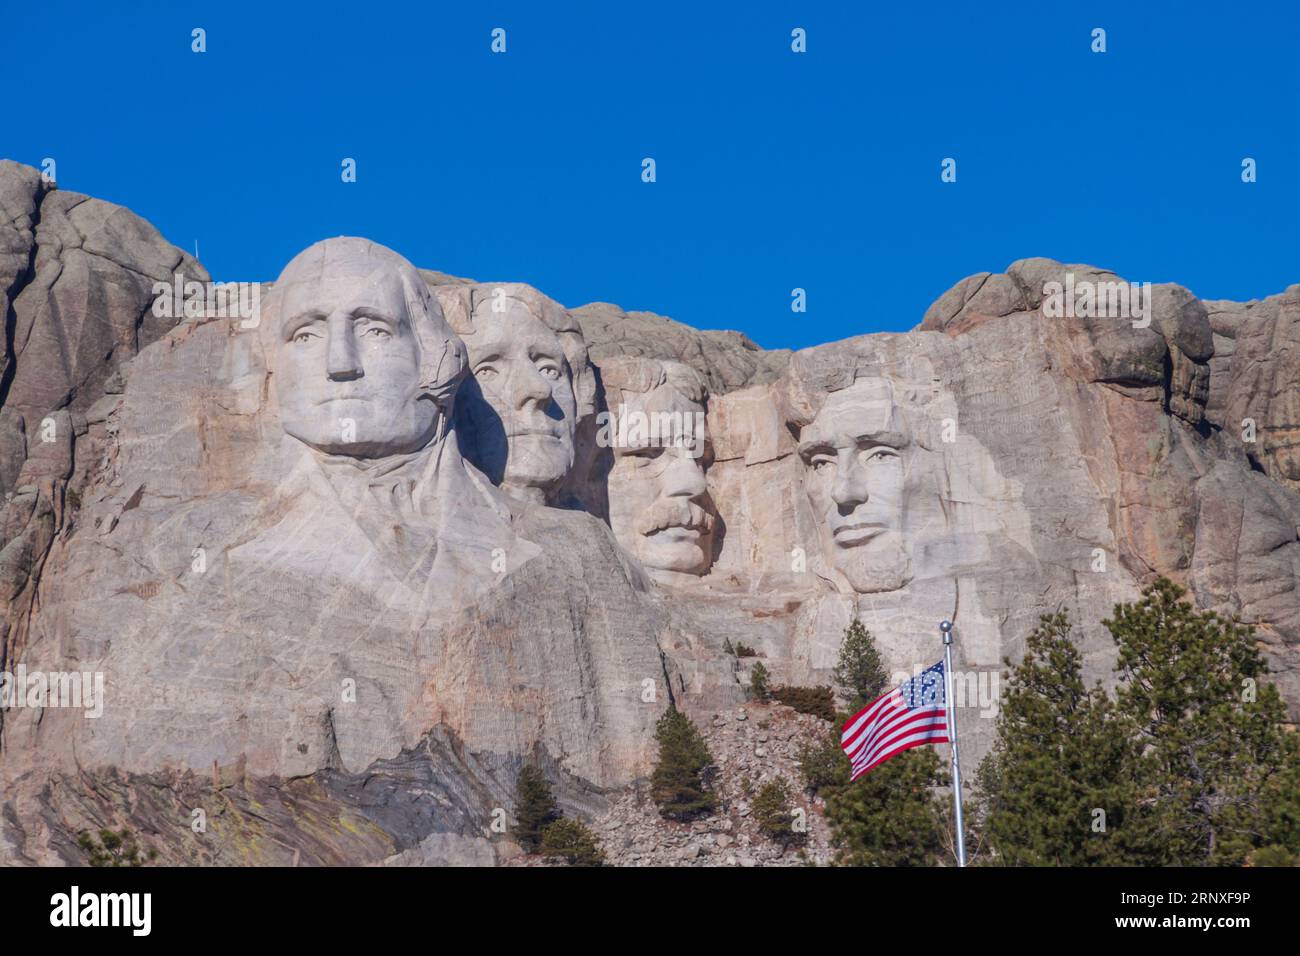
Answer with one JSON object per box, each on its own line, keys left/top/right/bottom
{"left": 798, "top": 379, "right": 911, "bottom": 593}
{"left": 267, "top": 238, "right": 465, "bottom": 459}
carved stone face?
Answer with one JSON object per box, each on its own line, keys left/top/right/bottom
{"left": 606, "top": 385, "right": 716, "bottom": 579}
{"left": 458, "top": 300, "right": 577, "bottom": 502}
{"left": 799, "top": 380, "right": 910, "bottom": 593}
{"left": 275, "top": 268, "right": 438, "bottom": 458}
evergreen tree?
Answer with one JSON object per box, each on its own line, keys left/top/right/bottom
{"left": 826, "top": 749, "right": 950, "bottom": 866}
{"left": 752, "top": 776, "right": 799, "bottom": 844}
{"left": 650, "top": 706, "right": 717, "bottom": 819}
{"left": 1258, "top": 733, "right": 1300, "bottom": 863}
{"left": 540, "top": 819, "right": 605, "bottom": 866}
{"left": 797, "top": 618, "right": 887, "bottom": 800}
{"left": 750, "top": 660, "right": 770, "bottom": 701}
{"left": 977, "top": 580, "right": 1300, "bottom": 867}
{"left": 975, "top": 612, "right": 1138, "bottom": 865}
{"left": 833, "top": 618, "right": 888, "bottom": 713}
{"left": 799, "top": 619, "right": 950, "bottom": 865}
{"left": 798, "top": 728, "right": 851, "bottom": 795}
{"left": 1107, "top": 578, "right": 1299, "bottom": 865}
{"left": 514, "top": 762, "right": 559, "bottom": 853}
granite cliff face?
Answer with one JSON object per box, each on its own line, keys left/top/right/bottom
{"left": 1, "top": 161, "right": 1297, "bottom": 865}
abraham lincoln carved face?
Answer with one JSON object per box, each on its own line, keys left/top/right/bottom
{"left": 798, "top": 379, "right": 911, "bottom": 594}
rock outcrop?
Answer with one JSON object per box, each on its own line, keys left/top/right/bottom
{"left": 2, "top": 161, "right": 1298, "bottom": 866}
{"left": 0, "top": 160, "right": 207, "bottom": 705}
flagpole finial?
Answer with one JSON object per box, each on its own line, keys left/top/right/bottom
{"left": 940, "top": 619, "right": 953, "bottom": 643}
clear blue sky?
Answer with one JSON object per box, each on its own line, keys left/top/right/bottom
{"left": 4, "top": 1, "right": 1296, "bottom": 349}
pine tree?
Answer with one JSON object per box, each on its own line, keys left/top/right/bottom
{"left": 976, "top": 580, "right": 1300, "bottom": 867}
{"left": 540, "top": 818, "right": 605, "bottom": 866}
{"left": 975, "top": 612, "right": 1139, "bottom": 865}
{"left": 514, "top": 762, "right": 559, "bottom": 853}
{"left": 752, "top": 776, "right": 799, "bottom": 843}
{"left": 750, "top": 660, "right": 770, "bottom": 701}
{"left": 798, "top": 728, "right": 852, "bottom": 795}
{"left": 797, "top": 617, "right": 888, "bottom": 796}
{"left": 833, "top": 618, "right": 888, "bottom": 713}
{"left": 1258, "top": 733, "right": 1300, "bottom": 863}
{"left": 1107, "top": 578, "right": 1299, "bottom": 865}
{"left": 826, "top": 749, "right": 950, "bottom": 866}
{"left": 807, "top": 619, "right": 949, "bottom": 865}
{"left": 650, "top": 706, "right": 717, "bottom": 819}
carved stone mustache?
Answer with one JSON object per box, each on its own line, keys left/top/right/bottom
{"left": 636, "top": 499, "right": 714, "bottom": 537}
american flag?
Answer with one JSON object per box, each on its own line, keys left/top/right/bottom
{"left": 841, "top": 661, "right": 950, "bottom": 781}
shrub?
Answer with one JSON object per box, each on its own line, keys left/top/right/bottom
{"left": 1247, "top": 845, "right": 1298, "bottom": 867}
{"left": 752, "top": 777, "right": 800, "bottom": 843}
{"left": 77, "top": 828, "right": 155, "bottom": 867}
{"left": 770, "top": 685, "right": 836, "bottom": 722}
{"left": 798, "top": 729, "right": 851, "bottom": 795}
{"left": 540, "top": 819, "right": 605, "bottom": 866}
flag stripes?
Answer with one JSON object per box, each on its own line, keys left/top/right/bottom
{"left": 840, "top": 660, "right": 950, "bottom": 780}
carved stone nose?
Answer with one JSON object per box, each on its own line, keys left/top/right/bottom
{"left": 832, "top": 459, "right": 868, "bottom": 508}
{"left": 663, "top": 451, "right": 707, "bottom": 498}
{"left": 326, "top": 313, "right": 363, "bottom": 381}
{"left": 511, "top": 363, "right": 553, "bottom": 407}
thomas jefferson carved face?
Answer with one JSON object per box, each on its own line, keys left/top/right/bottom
{"left": 798, "top": 380, "right": 911, "bottom": 593}
{"left": 268, "top": 239, "right": 464, "bottom": 458}
{"left": 604, "top": 360, "right": 716, "bottom": 580}
{"left": 457, "top": 297, "right": 578, "bottom": 503}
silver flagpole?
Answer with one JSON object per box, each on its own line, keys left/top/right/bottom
{"left": 941, "top": 619, "right": 968, "bottom": 867}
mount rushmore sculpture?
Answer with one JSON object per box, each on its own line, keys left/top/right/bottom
{"left": 1, "top": 160, "right": 1299, "bottom": 864}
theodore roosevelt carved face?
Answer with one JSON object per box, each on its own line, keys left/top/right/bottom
{"left": 601, "top": 358, "right": 716, "bottom": 581}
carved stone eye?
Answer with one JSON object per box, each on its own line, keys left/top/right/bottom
{"left": 624, "top": 445, "right": 663, "bottom": 463}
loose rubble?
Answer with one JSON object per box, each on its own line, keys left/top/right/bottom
{"left": 512, "top": 701, "right": 837, "bottom": 867}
